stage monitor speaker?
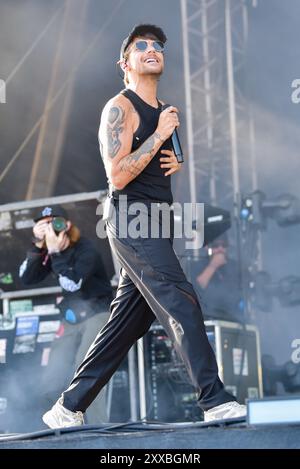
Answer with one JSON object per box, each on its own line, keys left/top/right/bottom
{"left": 247, "top": 395, "right": 300, "bottom": 426}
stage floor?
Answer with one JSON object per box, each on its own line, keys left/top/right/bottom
{"left": 1, "top": 420, "right": 300, "bottom": 449}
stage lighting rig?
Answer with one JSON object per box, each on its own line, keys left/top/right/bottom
{"left": 239, "top": 191, "right": 300, "bottom": 229}
{"left": 252, "top": 271, "right": 300, "bottom": 311}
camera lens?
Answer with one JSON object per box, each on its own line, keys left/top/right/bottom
{"left": 52, "top": 217, "right": 67, "bottom": 233}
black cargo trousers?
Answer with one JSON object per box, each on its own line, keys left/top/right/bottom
{"left": 62, "top": 199, "right": 234, "bottom": 413}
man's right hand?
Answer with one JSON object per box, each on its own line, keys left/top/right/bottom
{"left": 33, "top": 220, "right": 49, "bottom": 248}
{"left": 156, "top": 106, "right": 180, "bottom": 141}
{"left": 209, "top": 252, "right": 227, "bottom": 270}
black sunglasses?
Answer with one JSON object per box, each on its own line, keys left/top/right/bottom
{"left": 133, "top": 40, "right": 164, "bottom": 53}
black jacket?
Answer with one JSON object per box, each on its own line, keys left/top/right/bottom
{"left": 19, "top": 237, "right": 112, "bottom": 301}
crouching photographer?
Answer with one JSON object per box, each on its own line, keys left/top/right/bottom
{"left": 19, "top": 205, "right": 113, "bottom": 424}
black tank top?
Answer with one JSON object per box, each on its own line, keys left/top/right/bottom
{"left": 111, "top": 89, "right": 173, "bottom": 204}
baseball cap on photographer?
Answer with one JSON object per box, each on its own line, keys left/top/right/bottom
{"left": 119, "top": 23, "right": 167, "bottom": 61}
{"left": 34, "top": 205, "right": 68, "bottom": 223}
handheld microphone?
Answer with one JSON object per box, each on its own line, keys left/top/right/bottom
{"left": 161, "top": 104, "right": 184, "bottom": 163}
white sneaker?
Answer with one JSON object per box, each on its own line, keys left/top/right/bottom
{"left": 42, "top": 397, "right": 84, "bottom": 429}
{"left": 204, "top": 401, "right": 246, "bottom": 422}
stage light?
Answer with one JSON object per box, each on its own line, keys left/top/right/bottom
{"left": 253, "top": 272, "right": 300, "bottom": 311}
{"left": 278, "top": 276, "right": 300, "bottom": 307}
{"left": 247, "top": 395, "right": 300, "bottom": 426}
{"left": 271, "top": 194, "right": 300, "bottom": 226}
{"left": 239, "top": 191, "right": 266, "bottom": 227}
{"left": 239, "top": 191, "right": 300, "bottom": 229}
{"left": 240, "top": 207, "right": 250, "bottom": 220}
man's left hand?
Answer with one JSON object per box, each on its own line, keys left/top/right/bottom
{"left": 160, "top": 149, "right": 182, "bottom": 176}
{"left": 45, "top": 223, "right": 70, "bottom": 254}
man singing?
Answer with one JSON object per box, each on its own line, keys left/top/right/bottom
{"left": 43, "top": 24, "right": 246, "bottom": 428}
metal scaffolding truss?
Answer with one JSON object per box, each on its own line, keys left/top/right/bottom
{"left": 181, "top": 0, "right": 258, "bottom": 209}
{"left": 0, "top": 0, "right": 126, "bottom": 200}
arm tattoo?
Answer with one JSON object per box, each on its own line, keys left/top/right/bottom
{"left": 131, "top": 135, "right": 156, "bottom": 161}
{"left": 119, "top": 134, "right": 157, "bottom": 177}
{"left": 106, "top": 106, "right": 125, "bottom": 158}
